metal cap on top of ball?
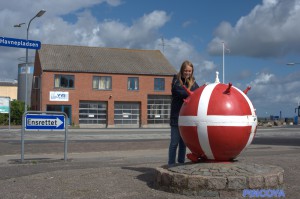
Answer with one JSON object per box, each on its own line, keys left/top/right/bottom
{"left": 178, "top": 71, "right": 257, "bottom": 162}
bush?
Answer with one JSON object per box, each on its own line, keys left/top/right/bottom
{"left": 0, "top": 113, "right": 9, "bottom": 125}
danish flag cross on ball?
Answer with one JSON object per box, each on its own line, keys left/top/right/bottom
{"left": 178, "top": 82, "right": 257, "bottom": 161}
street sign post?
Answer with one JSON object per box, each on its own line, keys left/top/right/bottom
{"left": 0, "top": 36, "right": 41, "bottom": 49}
{"left": 21, "top": 111, "right": 68, "bottom": 162}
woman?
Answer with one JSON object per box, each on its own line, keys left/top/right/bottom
{"left": 168, "top": 60, "right": 199, "bottom": 166}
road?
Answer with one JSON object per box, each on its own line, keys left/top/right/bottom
{"left": 0, "top": 126, "right": 299, "bottom": 156}
{"left": 1, "top": 125, "right": 300, "bottom": 140}
{"left": 0, "top": 126, "right": 299, "bottom": 198}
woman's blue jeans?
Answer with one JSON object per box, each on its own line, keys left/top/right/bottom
{"left": 168, "top": 125, "right": 186, "bottom": 165}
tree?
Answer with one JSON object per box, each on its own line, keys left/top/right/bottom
{"left": 10, "top": 100, "right": 26, "bottom": 125}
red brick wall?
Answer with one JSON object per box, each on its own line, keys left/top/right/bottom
{"left": 36, "top": 72, "right": 173, "bottom": 126}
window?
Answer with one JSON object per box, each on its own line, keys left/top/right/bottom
{"left": 154, "top": 78, "right": 165, "bottom": 91}
{"left": 93, "top": 76, "right": 112, "bottom": 90}
{"left": 54, "top": 75, "right": 74, "bottom": 88}
{"left": 33, "top": 76, "right": 40, "bottom": 89}
{"left": 147, "top": 95, "right": 171, "bottom": 125}
{"left": 128, "top": 77, "right": 139, "bottom": 90}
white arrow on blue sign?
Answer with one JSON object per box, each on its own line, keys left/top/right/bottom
{"left": 0, "top": 36, "right": 41, "bottom": 50}
{"left": 25, "top": 114, "right": 65, "bottom": 131}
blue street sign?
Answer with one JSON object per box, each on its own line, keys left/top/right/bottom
{"left": 0, "top": 36, "right": 41, "bottom": 50}
{"left": 25, "top": 114, "right": 65, "bottom": 131}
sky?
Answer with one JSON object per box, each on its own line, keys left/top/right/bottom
{"left": 0, "top": 0, "right": 300, "bottom": 118}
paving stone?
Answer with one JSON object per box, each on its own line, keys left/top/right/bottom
{"left": 278, "top": 172, "right": 284, "bottom": 184}
{"left": 249, "top": 175, "right": 265, "bottom": 189}
{"left": 220, "top": 190, "right": 241, "bottom": 198}
{"left": 264, "top": 174, "right": 279, "bottom": 187}
{"left": 161, "top": 172, "right": 173, "bottom": 187}
{"left": 172, "top": 173, "right": 188, "bottom": 187}
{"left": 202, "top": 171, "right": 212, "bottom": 176}
{"left": 187, "top": 176, "right": 207, "bottom": 189}
{"left": 207, "top": 177, "right": 227, "bottom": 189}
{"left": 227, "top": 176, "right": 247, "bottom": 189}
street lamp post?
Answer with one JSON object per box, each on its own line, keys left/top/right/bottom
{"left": 286, "top": 62, "right": 300, "bottom": 120}
{"left": 16, "top": 10, "right": 46, "bottom": 112}
{"left": 221, "top": 42, "right": 230, "bottom": 83}
{"left": 222, "top": 42, "right": 225, "bottom": 83}
{"left": 14, "top": 23, "right": 25, "bottom": 28}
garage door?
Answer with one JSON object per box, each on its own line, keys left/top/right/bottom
{"left": 114, "top": 102, "right": 140, "bottom": 128}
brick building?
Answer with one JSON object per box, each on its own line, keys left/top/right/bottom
{"left": 31, "top": 44, "right": 177, "bottom": 128}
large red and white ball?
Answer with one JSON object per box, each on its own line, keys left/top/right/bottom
{"left": 178, "top": 82, "right": 257, "bottom": 161}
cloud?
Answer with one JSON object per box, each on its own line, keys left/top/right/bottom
{"left": 0, "top": 2, "right": 216, "bottom": 85}
{"left": 182, "top": 20, "right": 192, "bottom": 28}
{"left": 96, "top": 10, "right": 171, "bottom": 48}
{"left": 247, "top": 71, "right": 300, "bottom": 117}
{"left": 106, "top": 0, "right": 123, "bottom": 6}
{"left": 0, "top": 4, "right": 171, "bottom": 79}
{"left": 2, "top": 0, "right": 122, "bottom": 19}
{"left": 235, "top": 70, "right": 253, "bottom": 81}
{"left": 0, "top": 0, "right": 298, "bottom": 118}
{"left": 40, "top": 9, "right": 171, "bottom": 48}
{"left": 154, "top": 37, "right": 217, "bottom": 84}
{"left": 207, "top": 0, "right": 300, "bottom": 58}
{"left": 0, "top": 0, "right": 123, "bottom": 80}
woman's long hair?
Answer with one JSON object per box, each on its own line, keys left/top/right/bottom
{"left": 177, "top": 60, "right": 195, "bottom": 90}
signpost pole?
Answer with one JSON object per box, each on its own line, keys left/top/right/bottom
{"left": 8, "top": 97, "right": 11, "bottom": 131}
{"left": 21, "top": 112, "right": 26, "bottom": 162}
{"left": 64, "top": 119, "right": 68, "bottom": 161}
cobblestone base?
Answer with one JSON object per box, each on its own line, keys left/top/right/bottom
{"left": 154, "top": 162, "right": 284, "bottom": 197}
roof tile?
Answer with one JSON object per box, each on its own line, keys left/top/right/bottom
{"left": 38, "top": 44, "right": 177, "bottom": 76}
